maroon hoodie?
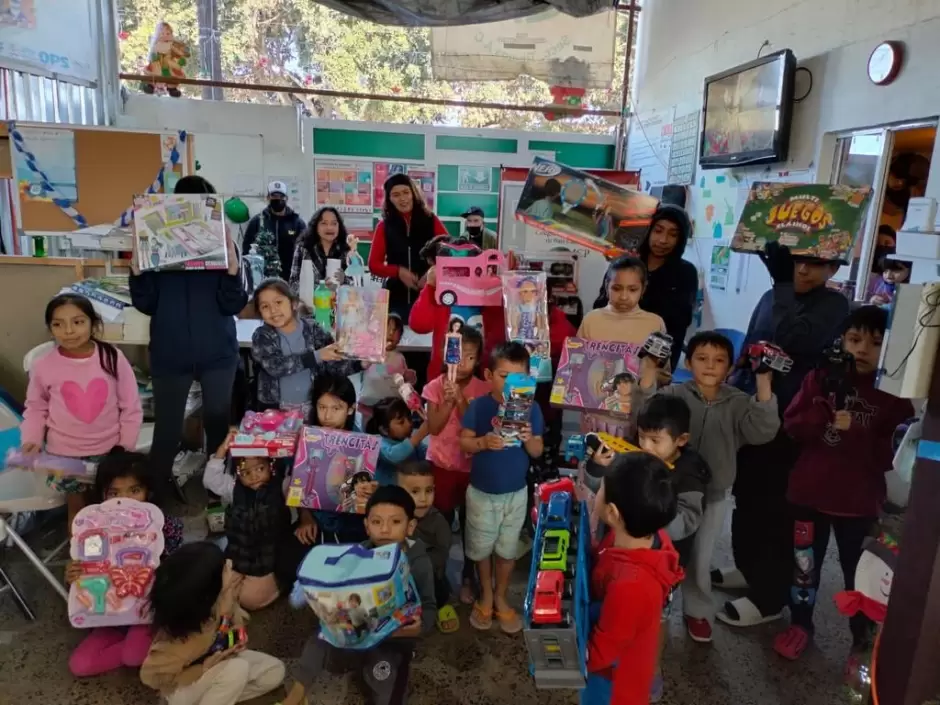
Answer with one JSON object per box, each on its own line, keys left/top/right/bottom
{"left": 784, "top": 369, "right": 912, "bottom": 517}
{"left": 587, "top": 529, "right": 684, "bottom": 705}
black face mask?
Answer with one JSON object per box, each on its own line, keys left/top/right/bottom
{"left": 466, "top": 225, "right": 483, "bottom": 237}
{"left": 269, "top": 199, "right": 286, "bottom": 213}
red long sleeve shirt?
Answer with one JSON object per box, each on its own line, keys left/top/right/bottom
{"left": 367, "top": 213, "right": 449, "bottom": 279}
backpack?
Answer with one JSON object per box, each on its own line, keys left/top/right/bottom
{"left": 292, "top": 542, "right": 421, "bottom": 650}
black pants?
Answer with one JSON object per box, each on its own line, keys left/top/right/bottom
{"left": 443, "top": 507, "right": 475, "bottom": 583}
{"left": 276, "top": 518, "right": 369, "bottom": 590}
{"left": 789, "top": 505, "right": 875, "bottom": 642}
{"left": 732, "top": 431, "right": 798, "bottom": 616}
{"left": 150, "top": 363, "right": 238, "bottom": 481}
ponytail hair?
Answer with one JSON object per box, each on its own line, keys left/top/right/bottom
{"left": 45, "top": 293, "right": 120, "bottom": 379}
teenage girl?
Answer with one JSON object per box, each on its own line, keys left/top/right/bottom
{"left": 21, "top": 294, "right": 143, "bottom": 524}
{"left": 65, "top": 451, "right": 183, "bottom": 677}
{"left": 366, "top": 397, "right": 429, "bottom": 486}
{"left": 250, "top": 278, "right": 360, "bottom": 411}
{"left": 140, "top": 542, "right": 286, "bottom": 705}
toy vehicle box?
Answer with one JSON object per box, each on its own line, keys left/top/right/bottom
{"left": 435, "top": 250, "right": 504, "bottom": 307}
{"left": 550, "top": 337, "right": 641, "bottom": 414}
{"left": 497, "top": 372, "right": 536, "bottom": 447}
{"left": 286, "top": 428, "right": 380, "bottom": 512}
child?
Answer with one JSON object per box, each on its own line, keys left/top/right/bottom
{"left": 640, "top": 331, "right": 779, "bottom": 642}
{"left": 282, "top": 485, "right": 436, "bottom": 705}
{"left": 397, "top": 460, "right": 454, "bottom": 620}
{"left": 365, "top": 396, "right": 429, "bottom": 486}
{"left": 583, "top": 452, "right": 684, "bottom": 705}
{"left": 524, "top": 177, "right": 562, "bottom": 221}
{"left": 21, "top": 293, "right": 142, "bottom": 524}
{"left": 869, "top": 256, "right": 911, "bottom": 305}
{"left": 423, "top": 325, "right": 488, "bottom": 604}
{"left": 773, "top": 306, "right": 912, "bottom": 660}
{"left": 140, "top": 543, "right": 286, "bottom": 704}
{"left": 203, "top": 431, "right": 292, "bottom": 610}
{"left": 250, "top": 278, "right": 360, "bottom": 411}
{"left": 65, "top": 451, "right": 183, "bottom": 677}
{"left": 459, "top": 342, "right": 544, "bottom": 634}
{"left": 358, "top": 313, "right": 412, "bottom": 424}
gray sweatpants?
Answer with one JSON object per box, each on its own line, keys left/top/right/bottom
{"left": 681, "top": 494, "right": 732, "bottom": 624}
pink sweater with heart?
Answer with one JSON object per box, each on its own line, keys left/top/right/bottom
{"left": 21, "top": 345, "right": 143, "bottom": 458}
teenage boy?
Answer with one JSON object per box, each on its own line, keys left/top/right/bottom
{"left": 460, "top": 342, "right": 544, "bottom": 634}
{"left": 719, "top": 242, "right": 848, "bottom": 628}
{"left": 243, "top": 180, "right": 306, "bottom": 278}
{"left": 582, "top": 453, "right": 684, "bottom": 705}
{"left": 460, "top": 205, "right": 498, "bottom": 250}
{"left": 283, "top": 486, "right": 436, "bottom": 705}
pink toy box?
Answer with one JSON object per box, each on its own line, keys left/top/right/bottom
{"left": 4, "top": 449, "right": 94, "bottom": 481}
{"left": 68, "top": 498, "right": 165, "bottom": 628}
{"left": 230, "top": 408, "right": 304, "bottom": 458}
{"left": 335, "top": 286, "right": 389, "bottom": 363}
{"left": 549, "top": 337, "right": 641, "bottom": 413}
{"left": 286, "top": 427, "right": 380, "bottom": 512}
{"left": 435, "top": 250, "right": 504, "bottom": 307}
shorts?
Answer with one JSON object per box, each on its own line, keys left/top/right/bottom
{"left": 464, "top": 485, "right": 527, "bottom": 561}
{"left": 432, "top": 465, "right": 471, "bottom": 516}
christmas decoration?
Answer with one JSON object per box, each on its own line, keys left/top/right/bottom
{"left": 141, "top": 21, "right": 190, "bottom": 98}
{"left": 224, "top": 198, "right": 250, "bottom": 224}
{"left": 118, "top": 30, "right": 129, "bottom": 41}
{"left": 544, "top": 86, "right": 586, "bottom": 121}
{"left": 255, "top": 227, "right": 282, "bottom": 278}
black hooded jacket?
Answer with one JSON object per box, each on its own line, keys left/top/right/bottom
{"left": 243, "top": 205, "right": 307, "bottom": 279}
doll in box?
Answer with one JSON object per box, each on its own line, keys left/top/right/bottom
{"left": 335, "top": 286, "right": 389, "bottom": 363}
{"left": 505, "top": 273, "right": 548, "bottom": 341}
{"left": 340, "top": 471, "right": 379, "bottom": 514}
{"left": 601, "top": 372, "right": 636, "bottom": 416}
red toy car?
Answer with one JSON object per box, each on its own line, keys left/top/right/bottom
{"left": 532, "top": 570, "right": 565, "bottom": 625}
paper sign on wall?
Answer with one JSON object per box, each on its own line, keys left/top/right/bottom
{"left": 13, "top": 127, "right": 78, "bottom": 201}
{"left": 315, "top": 161, "right": 373, "bottom": 213}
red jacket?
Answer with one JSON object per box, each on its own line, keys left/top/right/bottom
{"left": 784, "top": 369, "right": 913, "bottom": 516}
{"left": 367, "top": 215, "right": 449, "bottom": 280}
{"left": 587, "top": 530, "right": 684, "bottom": 705}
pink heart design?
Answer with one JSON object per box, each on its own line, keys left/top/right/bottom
{"left": 61, "top": 378, "right": 109, "bottom": 424}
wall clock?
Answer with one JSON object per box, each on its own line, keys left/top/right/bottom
{"left": 868, "top": 41, "right": 904, "bottom": 86}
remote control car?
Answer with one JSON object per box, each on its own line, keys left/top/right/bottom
{"left": 540, "top": 529, "right": 570, "bottom": 571}
{"left": 532, "top": 570, "right": 565, "bottom": 625}
{"left": 745, "top": 341, "right": 793, "bottom": 374}
{"left": 545, "top": 492, "right": 572, "bottom": 530}
{"left": 639, "top": 330, "right": 674, "bottom": 363}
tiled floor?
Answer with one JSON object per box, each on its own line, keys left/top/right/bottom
{"left": 0, "top": 482, "right": 858, "bottom": 705}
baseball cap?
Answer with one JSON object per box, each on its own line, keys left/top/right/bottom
{"left": 267, "top": 180, "right": 288, "bottom": 196}
{"left": 461, "top": 205, "right": 485, "bottom": 218}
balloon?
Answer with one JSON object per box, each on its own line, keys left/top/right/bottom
{"left": 224, "top": 197, "right": 250, "bottom": 224}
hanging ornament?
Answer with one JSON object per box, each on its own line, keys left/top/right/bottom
{"left": 544, "top": 86, "right": 586, "bottom": 121}
{"left": 118, "top": 30, "right": 129, "bottom": 41}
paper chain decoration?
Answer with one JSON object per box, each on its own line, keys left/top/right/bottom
{"left": 6, "top": 121, "right": 187, "bottom": 230}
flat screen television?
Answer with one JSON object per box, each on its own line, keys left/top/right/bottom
{"left": 699, "top": 49, "right": 796, "bottom": 170}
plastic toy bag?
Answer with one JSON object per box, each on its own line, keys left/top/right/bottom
{"left": 335, "top": 286, "right": 389, "bottom": 363}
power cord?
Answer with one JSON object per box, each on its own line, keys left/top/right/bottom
{"left": 882, "top": 285, "right": 940, "bottom": 379}
{"left": 794, "top": 67, "right": 813, "bottom": 103}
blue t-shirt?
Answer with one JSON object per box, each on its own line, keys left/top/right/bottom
{"left": 462, "top": 394, "right": 545, "bottom": 495}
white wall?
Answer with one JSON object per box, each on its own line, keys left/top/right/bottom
{"left": 634, "top": 0, "right": 940, "bottom": 332}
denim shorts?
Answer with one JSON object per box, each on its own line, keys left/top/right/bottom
{"left": 464, "top": 485, "right": 527, "bottom": 561}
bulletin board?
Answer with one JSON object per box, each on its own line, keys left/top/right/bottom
{"left": 9, "top": 125, "right": 192, "bottom": 234}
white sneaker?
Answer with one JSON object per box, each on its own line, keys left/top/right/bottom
{"left": 172, "top": 450, "right": 207, "bottom": 482}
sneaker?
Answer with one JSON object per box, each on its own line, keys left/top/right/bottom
{"left": 649, "top": 675, "right": 664, "bottom": 703}
{"left": 685, "top": 616, "right": 713, "bottom": 643}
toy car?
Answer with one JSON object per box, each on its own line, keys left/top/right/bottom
{"left": 435, "top": 250, "right": 504, "bottom": 307}
{"left": 639, "top": 331, "right": 674, "bottom": 363}
{"left": 545, "top": 491, "right": 571, "bottom": 530}
{"left": 537, "top": 477, "right": 575, "bottom": 505}
{"left": 564, "top": 435, "right": 586, "bottom": 463}
{"left": 532, "top": 570, "right": 565, "bottom": 625}
{"left": 745, "top": 341, "right": 793, "bottom": 374}
{"left": 540, "top": 529, "right": 570, "bottom": 571}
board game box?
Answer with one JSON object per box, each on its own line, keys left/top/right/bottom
{"left": 731, "top": 182, "right": 873, "bottom": 262}
{"left": 230, "top": 408, "right": 304, "bottom": 458}
{"left": 133, "top": 193, "right": 228, "bottom": 271}
{"left": 286, "top": 427, "right": 380, "bottom": 512}
{"left": 550, "top": 337, "right": 641, "bottom": 413}
{"left": 335, "top": 286, "right": 390, "bottom": 363}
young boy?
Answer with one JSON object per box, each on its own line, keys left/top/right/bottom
{"left": 459, "top": 341, "right": 544, "bottom": 634}
{"left": 283, "top": 485, "right": 436, "bottom": 705}
{"left": 584, "top": 452, "right": 683, "bottom": 705}
{"left": 524, "top": 177, "right": 561, "bottom": 221}
{"left": 639, "top": 331, "right": 778, "bottom": 642}
{"left": 773, "top": 306, "right": 912, "bottom": 660}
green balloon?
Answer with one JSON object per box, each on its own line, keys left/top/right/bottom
{"left": 224, "top": 197, "right": 250, "bottom": 224}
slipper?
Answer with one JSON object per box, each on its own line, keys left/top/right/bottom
{"left": 773, "top": 625, "right": 811, "bottom": 660}
{"left": 716, "top": 597, "right": 783, "bottom": 627}
{"left": 437, "top": 605, "right": 460, "bottom": 634}
{"left": 469, "top": 602, "right": 493, "bottom": 630}
{"left": 495, "top": 607, "right": 523, "bottom": 634}
{"left": 459, "top": 581, "right": 475, "bottom": 606}
{"left": 711, "top": 568, "right": 748, "bottom": 590}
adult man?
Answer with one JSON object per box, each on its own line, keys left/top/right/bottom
{"left": 461, "top": 206, "right": 497, "bottom": 250}
{"left": 243, "top": 181, "right": 306, "bottom": 278}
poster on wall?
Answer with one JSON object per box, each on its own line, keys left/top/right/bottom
{"left": 667, "top": 111, "right": 699, "bottom": 185}
{"left": 688, "top": 171, "right": 749, "bottom": 240}
{"left": 407, "top": 168, "right": 435, "bottom": 210}
{"left": 12, "top": 127, "right": 78, "bottom": 202}
{"left": 709, "top": 245, "right": 731, "bottom": 291}
{"left": 625, "top": 108, "right": 674, "bottom": 190}
{"left": 372, "top": 162, "right": 407, "bottom": 209}
{"left": 267, "top": 175, "right": 302, "bottom": 204}
{"left": 0, "top": 0, "right": 97, "bottom": 86}
{"left": 314, "top": 161, "right": 373, "bottom": 213}
{"left": 458, "top": 165, "right": 492, "bottom": 192}
{"left": 731, "top": 182, "right": 873, "bottom": 262}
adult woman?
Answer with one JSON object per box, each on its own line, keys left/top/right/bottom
{"left": 368, "top": 173, "right": 448, "bottom": 320}
{"left": 288, "top": 206, "right": 351, "bottom": 293}
{"left": 128, "top": 176, "right": 248, "bottom": 482}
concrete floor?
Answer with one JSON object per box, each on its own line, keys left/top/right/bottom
{"left": 0, "top": 483, "right": 858, "bottom": 705}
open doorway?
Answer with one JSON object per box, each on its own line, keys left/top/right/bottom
{"left": 830, "top": 122, "right": 937, "bottom": 302}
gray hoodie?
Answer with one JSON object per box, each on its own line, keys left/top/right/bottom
{"left": 644, "top": 381, "right": 780, "bottom": 500}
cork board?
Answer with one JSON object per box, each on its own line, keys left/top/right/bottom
{"left": 14, "top": 127, "right": 189, "bottom": 233}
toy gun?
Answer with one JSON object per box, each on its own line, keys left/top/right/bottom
{"left": 638, "top": 331, "right": 674, "bottom": 365}
{"left": 745, "top": 341, "right": 793, "bottom": 375}
{"left": 819, "top": 337, "right": 855, "bottom": 410}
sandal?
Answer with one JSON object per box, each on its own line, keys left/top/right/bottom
{"left": 459, "top": 580, "right": 475, "bottom": 605}
{"left": 773, "top": 625, "right": 811, "bottom": 660}
{"left": 495, "top": 607, "right": 523, "bottom": 634}
{"left": 716, "top": 597, "right": 783, "bottom": 627}
{"left": 437, "top": 605, "right": 460, "bottom": 634}
{"left": 469, "top": 602, "right": 493, "bottom": 630}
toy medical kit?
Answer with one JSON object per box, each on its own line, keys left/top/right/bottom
{"left": 68, "top": 498, "right": 165, "bottom": 628}
{"left": 230, "top": 408, "right": 304, "bottom": 457}
{"left": 286, "top": 427, "right": 380, "bottom": 511}
{"left": 745, "top": 340, "right": 793, "bottom": 375}
{"left": 291, "top": 542, "right": 422, "bottom": 650}
{"left": 497, "top": 373, "right": 536, "bottom": 447}
{"left": 133, "top": 194, "right": 228, "bottom": 271}
{"left": 550, "top": 337, "right": 641, "bottom": 414}
{"left": 335, "top": 286, "right": 389, "bottom": 363}
{"left": 4, "top": 449, "right": 94, "bottom": 481}
{"left": 393, "top": 373, "right": 425, "bottom": 418}
{"left": 434, "top": 250, "right": 504, "bottom": 307}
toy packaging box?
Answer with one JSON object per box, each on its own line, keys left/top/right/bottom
{"left": 5, "top": 449, "right": 95, "bottom": 482}
{"left": 68, "top": 498, "right": 165, "bottom": 628}
{"left": 502, "top": 270, "right": 552, "bottom": 382}
{"left": 230, "top": 408, "right": 304, "bottom": 458}
{"left": 335, "top": 286, "right": 390, "bottom": 363}
{"left": 286, "top": 427, "right": 380, "bottom": 512}
{"left": 731, "top": 182, "right": 873, "bottom": 262}
{"left": 293, "top": 542, "right": 421, "bottom": 650}
{"left": 509, "top": 250, "right": 580, "bottom": 318}
{"left": 550, "top": 337, "right": 641, "bottom": 414}
{"left": 497, "top": 372, "right": 536, "bottom": 447}
{"left": 133, "top": 194, "right": 228, "bottom": 271}
{"left": 434, "top": 250, "right": 504, "bottom": 307}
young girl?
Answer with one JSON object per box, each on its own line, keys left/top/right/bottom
{"left": 65, "top": 451, "right": 184, "bottom": 677}
{"left": 140, "top": 542, "right": 286, "bottom": 705}
{"left": 366, "top": 396, "right": 429, "bottom": 486}
{"left": 358, "top": 313, "right": 412, "bottom": 425}
{"left": 21, "top": 294, "right": 143, "bottom": 524}
{"left": 203, "top": 431, "right": 291, "bottom": 611}
{"left": 250, "top": 278, "right": 361, "bottom": 411}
